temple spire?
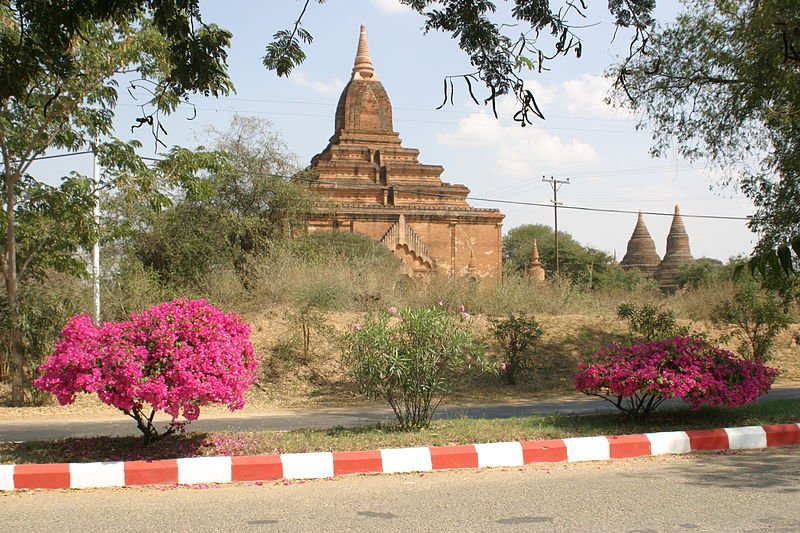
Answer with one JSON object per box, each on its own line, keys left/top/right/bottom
{"left": 352, "top": 25, "right": 378, "bottom": 81}
{"left": 527, "top": 239, "right": 546, "bottom": 281}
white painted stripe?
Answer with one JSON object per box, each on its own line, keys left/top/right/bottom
{"left": 281, "top": 452, "right": 334, "bottom": 479}
{"left": 564, "top": 436, "right": 610, "bottom": 462}
{"left": 725, "top": 426, "right": 767, "bottom": 450}
{"left": 70, "top": 462, "right": 125, "bottom": 489}
{"left": 0, "top": 464, "right": 14, "bottom": 491}
{"left": 177, "top": 456, "right": 232, "bottom": 485}
{"left": 646, "top": 431, "right": 691, "bottom": 455}
{"left": 474, "top": 441, "right": 523, "bottom": 468}
{"left": 380, "top": 447, "right": 432, "bottom": 474}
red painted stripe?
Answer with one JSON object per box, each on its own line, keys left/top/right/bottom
{"left": 231, "top": 455, "right": 283, "bottom": 481}
{"left": 430, "top": 445, "right": 478, "bottom": 470}
{"left": 14, "top": 463, "right": 70, "bottom": 490}
{"left": 520, "top": 439, "right": 568, "bottom": 463}
{"left": 124, "top": 459, "right": 179, "bottom": 486}
{"left": 608, "top": 434, "right": 651, "bottom": 459}
{"left": 763, "top": 424, "right": 800, "bottom": 447}
{"left": 687, "top": 429, "right": 729, "bottom": 450}
{"left": 333, "top": 451, "right": 383, "bottom": 475}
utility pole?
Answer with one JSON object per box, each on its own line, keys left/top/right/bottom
{"left": 92, "top": 144, "right": 101, "bottom": 325}
{"left": 542, "top": 176, "right": 569, "bottom": 277}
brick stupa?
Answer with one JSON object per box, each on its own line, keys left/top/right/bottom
{"left": 526, "top": 239, "right": 546, "bottom": 281}
{"left": 654, "top": 205, "right": 694, "bottom": 292}
{"left": 620, "top": 211, "right": 661, "bottom": 279}
{"left": 306, "top": 25, "right": 505, "bottom": 279}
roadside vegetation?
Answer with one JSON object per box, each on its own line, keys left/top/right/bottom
{"left": 2, "top": 399, "right": 799, "bottom": 465}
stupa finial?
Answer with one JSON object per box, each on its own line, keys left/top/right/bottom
{"left": 352, "top": 25, "right": 378, "bottom": 81}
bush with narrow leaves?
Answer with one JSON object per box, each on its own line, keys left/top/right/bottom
{"left": 489, "top": 312, "right": 543, "bottom": 385}
{"left": 575, "top": 336, "right": 776, "bottom": 420}
{"left": 341, "top": 306, "right": 487, "bottom": 429}
{"left": 35, "top": 299, "right": 260, "bottom": 444}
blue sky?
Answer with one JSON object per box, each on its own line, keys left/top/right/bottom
{"left": 35, "top": 0, "right": 755, "bottom": 261}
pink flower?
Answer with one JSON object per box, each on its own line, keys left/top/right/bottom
{"left": 500, "top": 362, "right": 507, "bottom": 371}
{"left": 457, "top": 304, "right": 465, "bottom": 312}
{"left": 34, "top": 299, "right": 261, "bottom": 438}
{"left": 387, "top": 306, "right": 398, "bottom": 315}
{"left": 351, "top": 323, "right": 363, "bottom": 331}
{"left": 460, "top": 312, "right": 471, "bottom": 319}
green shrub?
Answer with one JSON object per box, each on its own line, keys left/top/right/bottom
{"left": 341, "top": 307, "right": 488, "bottom": 428}
{"left": 489, "top": 312, "right": 543, "bottom": 385}
{"left": 711, "top": 285, "right": 790, "bottom": 362}
{"left": 617, "top": 302, "right": 690, "bottom": 343}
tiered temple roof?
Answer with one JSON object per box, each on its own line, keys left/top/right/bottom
{"left": 654, "top": 205, "right": 694, "bottom": 292}
{"left": 620, "top": 211, "right": 661, "bottom": 279}
{"left": 305, "top": 26, "right": 504, "bottom": 279}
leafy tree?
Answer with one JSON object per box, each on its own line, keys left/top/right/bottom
{"left": 1, "top": 16, "right": 231, "bottom": 405}
{"left": 609, "top": 0, "right": 800, "bottom": 272}
{"left": 115, "top": 117, "right": 316, "bottom": 289}
{"left": 711, "top": 285, "right": 791, "bottom": 362}
{"left": 676, "top": 258, "right": 730, "bottom": 290}
{"left": 503, "top": 224, "right": 614, "bottom": 286}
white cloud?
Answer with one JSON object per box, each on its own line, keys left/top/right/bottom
{"left": 493, "top": 128, "right": 599, "bottom": 175}
{"left": 369, "top": 0, "right": 412, "bottom": 13}
{"left": 436, "top": 112, "right": 501, "bottom": 146}
{"left": 288, "top": 72, "right": 345, "bottom": 96}
{"left": 436, "top": 111, "right": 599, "bottom": 174}
{"left": 558, "top": 74, "right": 629, "bottom": 119}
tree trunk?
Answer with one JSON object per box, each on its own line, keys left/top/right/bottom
{"left": 4, "top": 171, "right": 23, "bottom": 406}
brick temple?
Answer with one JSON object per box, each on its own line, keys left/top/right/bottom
{"left": 305, "top": 26, "right": 505, "bottom": 280}
{"left": 620, "top": 205, "right": 694, "bottom": 291}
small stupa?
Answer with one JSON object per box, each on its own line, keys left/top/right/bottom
{"left": 654, "top": 205, "right": 694, "bottom": 292}
{"left": 526, "top": 239, "right": 546, "bottom": 281}
{"left": 620, "top": 211, "right": 661, "bottom": 279}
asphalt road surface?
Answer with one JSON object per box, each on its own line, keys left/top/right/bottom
{"left": 2, "top": 448, "right": 800, "bottom": 532}
{"left": 3, "top": 386, "right": 800, "bottom": 442}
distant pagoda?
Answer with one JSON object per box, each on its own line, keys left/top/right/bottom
{"left": 620, "top": 211, "right": 661, "bottom": 279}
{"left": 654, "top": 205, "right": 694, "bottom": 292}
{"left": 526, "top": 239, "right": 546, "bottom": 281}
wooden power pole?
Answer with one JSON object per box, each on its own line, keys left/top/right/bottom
{"left": 542, "top": 176, "right": 570, "bottom": 277}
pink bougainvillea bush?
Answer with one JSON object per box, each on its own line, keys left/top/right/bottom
{"left": 35, "top": 299, "right": 261, "bottom": 443}
{"left": 575, "top": 336, "right": 776, "bottom": 420}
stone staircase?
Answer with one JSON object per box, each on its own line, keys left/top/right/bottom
{"left": 380, "top": 214, "right": 435, "bottom": 270}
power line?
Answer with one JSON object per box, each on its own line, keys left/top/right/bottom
{"left": 40, "top": 155, "right": 751, "bottom": 221}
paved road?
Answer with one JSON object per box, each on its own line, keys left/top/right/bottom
{"left": 2, "top": 448, "right": 800, "bottom": 531}
{"left": 2, "top": 386, "right": 800, "bottom": 442}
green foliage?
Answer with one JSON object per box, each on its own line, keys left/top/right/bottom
{"left": 711, "top": 285, "right": 790, "bottom": 362}
{"left": 611, "top": 0, "right": 800, "bottom": 261}
{"left": 113, "top": 117, "right": 316, "bottom": 291}
{"left": 0, "top": 13, "right": 233, "bottom": 405}
{"left": 489, "top": 312, "right": 543, "bottom": 385}
{"left": 0, "top": 2, "right": 233, "bottom": 103}
{"left": 503, "top": 224, "right": 615, "bottom": 287}
{"left": 0, "top": 274, "right": 89, "bottom": 405}
{"left": 341, "top": 307, "right": 487, "bottom": 428}
{"left": 288, "top": 281, "right": 340, "bottom": 359}
{"left": 677, "top": 258, "right": 732, "bottom": 290}
{"left": 617, "top": 303, "right": 689, "bottom": 343}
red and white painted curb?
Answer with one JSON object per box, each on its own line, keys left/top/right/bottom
{"left": 2, "top": 423, "right": 799, "bottom": 491}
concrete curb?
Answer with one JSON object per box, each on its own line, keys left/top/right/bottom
{"left": 2, "top": 423, "right": 799, "bottom": 491}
